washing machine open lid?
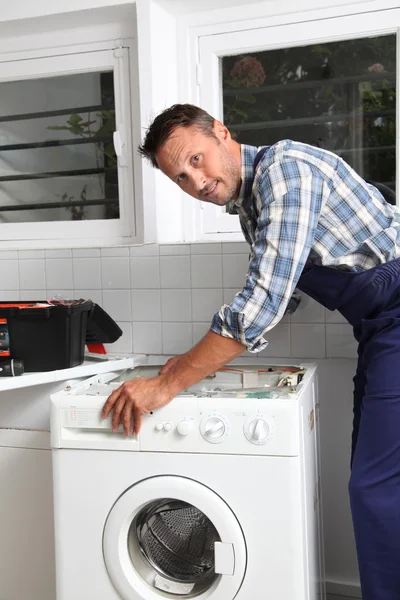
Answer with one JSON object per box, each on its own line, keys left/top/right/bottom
{"left": 103, "top": 476, "right": 247, "bottom": 600}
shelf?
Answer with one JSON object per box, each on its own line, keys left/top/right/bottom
{"left": 0, "top": 136, "right": 113, "bottom": 153}
{"left": 0, "top": 104, "right": 114, "bottom": 124}
{"left": 0, "top": 167, "right": 117, "bottom": 183}
{"left": 223, "top": 71, "right": 395, "bottom": 97}
{"left": 228, "top": 108, "right": 395, "bottom": 131}
{"left": 0, "top": 198, "right": 118, "bottom": 212}
{"left": 0, "top": 355, "right": 140, "bottom": 393}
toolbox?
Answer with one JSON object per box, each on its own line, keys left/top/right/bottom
{"left": 0, "top": 300, "right": 122, "bottom": 372}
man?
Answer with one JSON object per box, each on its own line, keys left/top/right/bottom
{"left": 102, "top": 103, "right": 400, "bottom": 599}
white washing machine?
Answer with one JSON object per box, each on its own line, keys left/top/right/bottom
{"left": 50, "top": 361, "right": 325, "bottom": 600}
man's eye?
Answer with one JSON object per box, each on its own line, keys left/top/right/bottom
{"left": 192, "top": 155, "right": 200, "bottom": 164}
{"left": 177, "top": 173, "right": 186, "bottom": 183}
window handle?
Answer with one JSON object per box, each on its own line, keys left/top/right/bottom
{"left": 113, "top": 130, "right": 127, "bottom": 167}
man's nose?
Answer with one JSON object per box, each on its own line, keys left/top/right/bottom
{"left": 191, "top": 171, "right": 206, "bottom": 194}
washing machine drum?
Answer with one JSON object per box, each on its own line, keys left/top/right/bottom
{"left": 134, "top": 499, "right": 220, "bottom": 584}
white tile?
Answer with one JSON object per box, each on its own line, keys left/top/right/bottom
{"left": 18, "top": 250, "right": 44, "bottom": 259}
{"left": 326, "top": 324, "right": 358, "bottom": 359}
{"left": 0, "top": 260, "right": 19, "bottom": 290}
{"left": 45, "top": 259, "right": 73, "bottom": 290}
{"left": 290, "top": 294, "right": 325, "bottom": 323}
{"left": 0, "top": 251, "right": 17, "bottom": 260}
{"left": 191, "top": 254, "right": 222, "bottom": 288}
{"left": 192, "top": 322, "right": 210, "bottom": 345}
{"left": 19, "top": 260, "right": 45, "bottom": 290}
{"left": 132, "top": 322, "right": 163, "bottom": 354}
{"left": 73, "top": 258, "right": 101, "bottom": 289}
{"left": 222, "top": 242, "right": 249, "bottom": 254}
{"left": 101, "top": 247, "right": 130, "bottom": 257}
{"left": 72, "top": 248, "right": 100, "bottom": 258}
{"left": 162, "top": 322, "right": 193, "bottom": 354}
{"left": 19, "top": 290, "right": 46, "bottom": 301}
{"left": 247, "top": 323, "right": 291, "bottom": 358}
{"left": 160, "top": 256, "right": 190, "bottom": 288}
{"left": 291, "top": 324, "right": 326, "bottom": 358}
{"left": 104, "top": 322, "right": 133, "bottom": 354}
{"left": 74, "top": 289, "right": 103, "bottom": 305}
{"left": 325, "top": 309, "right": 347, "bottom": 324}
{"left": 222, "top": 254, "right": 249, "bottom": 288}
{"left": 223, "top": 288, "right": 238, "bottom": 305}
{"left": 0, "top": 291, "right": 19, "bottom": 301}
{"left": 131, "top": 290, "right": 161, "bottom": 321}
{"left": 129, "top": 244, "right": 159, "bottom": 257}
{"left": 161, "top": 289, "right": 192, "bottom": 322}
{"left": 102, "top": 290, "right": 132, "bottom": 322}
{"left": 46, "top": 290, "right": 73, "bottom": 300}
{"left": 44, "top": 249, "right": 72, "bottom": 259}
{"left": 101, "top": 257, "right": 130, "bottom": 289}
{"left": 160, "top": 244, "right": 190, "bottom": 255}
{"left": 280, "top": 312, "right": 291, "bottom": 325}
{"left": 191, "top": 243, "right": 222, "bottom": 255}
{"left": 192, "top": 289, "right": 223, "bottom": 322}
{"left": 130, "top": 257, "right": 160, "bottom": 289}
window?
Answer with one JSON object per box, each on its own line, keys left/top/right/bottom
{"left": 198, "top": 9, "right": 399, "bottom": 238}
{"left": 0, "top": 46, "right": 135, "bottom": 246}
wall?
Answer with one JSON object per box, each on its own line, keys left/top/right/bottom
{"left": 0, "top": 240, "right": 360, "bottom": 594}
{"left": 0, "top": 0, "right": 134, "bottom": 23}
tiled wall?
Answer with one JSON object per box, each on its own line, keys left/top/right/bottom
{"left": 0, "top": 242, "right": 357, "bottom": 359}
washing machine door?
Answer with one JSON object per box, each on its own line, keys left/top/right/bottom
{"left": 103, "top": 476, "right": 246, "bottom": 600}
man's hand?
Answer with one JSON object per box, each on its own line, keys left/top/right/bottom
{"left": 102, "top": 330, "right": 245, "bottom": 436}
{"left": 101, "top": 375, "right": 174, "bottom": 436}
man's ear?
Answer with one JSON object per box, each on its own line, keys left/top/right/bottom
{"left": 213, "top": 120, "right": 230, "bottom": 142}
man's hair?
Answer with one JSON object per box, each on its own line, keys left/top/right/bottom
{"left": 138, "top": 104, "right": 216, "bottom": 168}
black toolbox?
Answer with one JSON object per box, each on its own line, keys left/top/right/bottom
{"left": 0, "top": 301, "right": 122, "bottom": 372}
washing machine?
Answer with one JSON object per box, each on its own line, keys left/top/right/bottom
{"left": 50, "top": 361, "right": 325, "bottom": 600}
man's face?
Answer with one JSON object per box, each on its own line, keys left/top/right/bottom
{"left": 155, "top": 122, "right": 241, "bottom": 206}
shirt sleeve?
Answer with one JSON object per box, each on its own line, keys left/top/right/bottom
{"left": 211, "top": 158, "right": 328, "bottom": 352}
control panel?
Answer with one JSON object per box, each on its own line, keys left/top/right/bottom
{"left": 52, "top": 363, "right": 316, "bottom": 455}
{"left": 56, "top": 392, "right": 304, "bottom": 456}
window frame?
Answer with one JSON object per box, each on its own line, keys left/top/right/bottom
{"left": 194, "top": 7, "right": 400, "bottom": 239}
{"left": 0, "top": 42, "right": 136, "bottom": 248}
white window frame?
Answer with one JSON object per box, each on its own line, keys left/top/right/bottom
{"left": 194, "top": 6, "right": 400, "bottom": 239}
{"left": 0, "top": 42, "right": 136, "bottom": 248}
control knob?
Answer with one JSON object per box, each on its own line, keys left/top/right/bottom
{"left": 177, "top": 420, "right": 192, "bottom": 436}
{"left": 204, "top": 417, "right": 225, "bottom": 440}
{"left": 244, "top": 415, "right": 273, "bottom": 445}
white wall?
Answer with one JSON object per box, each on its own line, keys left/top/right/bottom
{"left": 0, "top": 0, "right": 133, "bottom": 23}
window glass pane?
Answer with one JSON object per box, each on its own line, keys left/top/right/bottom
{"left": 222, "top": 35, "right": 396, "bottom": 202}
{"left": 0, "top": 71, "right": 119, "bottom": 223}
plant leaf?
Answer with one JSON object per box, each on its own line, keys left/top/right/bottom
{"left": 239, "top": 94, "right": 256, "bottom": 104}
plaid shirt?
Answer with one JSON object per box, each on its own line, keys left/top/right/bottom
{"left": 211, "top": 140, "right": 400, "bottom": 352}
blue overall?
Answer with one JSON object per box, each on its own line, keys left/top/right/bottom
{"left": 253, "top": 149, "right": 400, "bottom": 599}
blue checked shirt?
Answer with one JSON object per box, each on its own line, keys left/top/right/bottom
{"left": 211, "top": 140, "right": 400, "bottom": 352}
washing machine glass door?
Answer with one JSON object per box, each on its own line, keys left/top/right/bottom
{"left": 103, "top": 476, "right": 246, "bottom": 600}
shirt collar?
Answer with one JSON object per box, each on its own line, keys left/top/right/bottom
{"left": 227, "top": 144, "right": 258, "bottom": 214}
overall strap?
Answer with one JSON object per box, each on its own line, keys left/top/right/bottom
{"left": 253, "top": 146, "right": 269, "bottom": 177}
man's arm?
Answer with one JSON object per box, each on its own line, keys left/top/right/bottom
{"left": 160, "top": 330, "right": 245, "bottom": 394}
{"left": 101, "top": 331, "right": 245, "bottom": 436}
